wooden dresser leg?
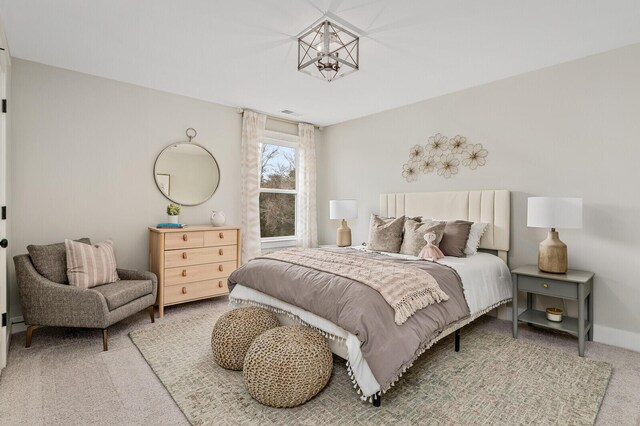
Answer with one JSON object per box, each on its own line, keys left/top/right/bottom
{"left": 159, "top": 304, "right": 164, "bottom": 318}
{"left": 26, "top": 325, "right": 39, "bottom": 348}
{"left": 102, "top": 328, "right": 109, "bottom": 351}
{"left": 148, "top": 305, "right": 155, "bottom": 323}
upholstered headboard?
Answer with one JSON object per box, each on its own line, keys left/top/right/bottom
{"left": 380, "top": 190, "right": 510, "bottom": 262}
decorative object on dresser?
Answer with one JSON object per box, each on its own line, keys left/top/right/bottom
{"left": 154, "top": 128, "right": 221, "bottom": 206}
{"left": 149, "top": 225, "right": 241, "bottom": 317}
{"left": 329, "top": 199, "right": 357, "bottom": 247}
{"left": 166, "top": 203, "right": 181, "bottom": 224}
{"left": 211, "top": 307, "right": 279, "bottom": 370}
{"left": 15, "top": 238, "right": 157, "bottom": 351}
{"left": 527, "top": 197, "right": 583, "bottom": 273}
{"left": 210, "top": 210, "right": 226, "bottom": 227}
{"left": 512, "top": 265, "right": 594, "bottom": 357}
{"left": 243, "top": 325, "right": 333, "bottom": 408}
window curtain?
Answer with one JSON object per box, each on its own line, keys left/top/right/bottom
{"left": 296, "top": 123, "right": 318, "bottom": 248}
{"left": 240, "top": 110, "right": 267, "bottom": 263}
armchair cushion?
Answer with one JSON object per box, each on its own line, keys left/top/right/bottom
{"left": 93, "top": 279, "right": 153, "bottom": 311}
{"left": 27, "top": 238, "right": 91, "bottom": 284}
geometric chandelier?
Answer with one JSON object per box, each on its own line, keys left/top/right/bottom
{"left": 298, "top": 20, "right": 359, "bottom": 82}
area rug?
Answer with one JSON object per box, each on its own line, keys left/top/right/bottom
{"left": 130, "top": 314, "right": 611, "bottom": 426}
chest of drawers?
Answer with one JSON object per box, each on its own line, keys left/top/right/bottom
{"left": 149, "top": 226, "right": 241, "bottom": 317}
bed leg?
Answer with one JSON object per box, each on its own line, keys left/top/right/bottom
{"left": 455, "top": 329, "right": 460, "bottom": 352}
{"left": 373, "top": 392, "right": 381, "bottom": 407}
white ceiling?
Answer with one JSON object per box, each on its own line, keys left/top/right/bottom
{"left": 1, "top": 0, "right": 640, "bottom": 126}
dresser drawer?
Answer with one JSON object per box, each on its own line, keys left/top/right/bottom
{"left": 165, "top": 232, "right": 204, "bottom": 250}
{"left": 518, "top": 275, "right": 577, "bottom": 299}
{"left": 204, "top": 230, "right": 237, "bottom": 247}
{"left": 164, "top": 245, "right": 238, "bottom": 268}
{"left": 164, "top": 261, "right": 237, "bottom": 286}
{"left": 164, "top": 279, "right": 229, "bottom": 304}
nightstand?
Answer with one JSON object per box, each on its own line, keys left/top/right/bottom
{"left": 512, "top": 265, "right": 594, "bottom": 357}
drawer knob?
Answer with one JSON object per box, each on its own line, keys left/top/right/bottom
{"left": 542, "top": 283, "right": 549, "bottom": 289}
{"left": 218, "top": 265, "right": 224, "bottom": 272}
{"left": 219, "top": 232, "right": 224, "bottom": 239}
{"left": 218, "top": 280, "right": 223, "bottom": 288}
{"left": 219, "top": 248, "right": 224, "bottom": 256}
{"left": 182, "top": 234, "right": 188, "bottom": 241}
{"left": 182, "top": 252, "right": 188, "bottom": 259}
{"left": 182, "top": 286, "right": 187, "bottom": 294}
{"left": 182, "top": 269, "right": 187, "bottom": 277}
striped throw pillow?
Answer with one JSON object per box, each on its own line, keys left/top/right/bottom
{"left": 65, "top": 239, "right": 120, "bottom": 288}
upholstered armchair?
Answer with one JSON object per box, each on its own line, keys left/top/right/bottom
{"left": 14, "top": 253, "right": 157, "bottom": 351}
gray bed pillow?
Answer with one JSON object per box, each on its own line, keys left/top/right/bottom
{"left": 368, "top": 215, "right": 405, "bottom": 253}
{"left": 399, "top": 219, "right": 446, "bottom": 257}
{"left": 439, "top": 221, "right": 473, "bottom": 257}
{"left": 27, "top": 238, "right": 92, "bottom": 284}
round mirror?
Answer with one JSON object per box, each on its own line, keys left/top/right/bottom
{"left": 154, "top": 142, "right": 220, "bottom": 206}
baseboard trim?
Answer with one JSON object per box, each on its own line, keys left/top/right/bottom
{"left": 593, "top": 324, "right": 640, "bottom": 353}
{"left": 10, "top": 316, "right": 26, "bottom": 334}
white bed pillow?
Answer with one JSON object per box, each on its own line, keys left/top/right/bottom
{"left": 464, "top": 222, "right": 489, "bottom": 255}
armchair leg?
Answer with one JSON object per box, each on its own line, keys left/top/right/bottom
{"left": 148, "top": 305, "right": 155, "bottom": 323}
{"left": 26, "top": 325, "right": 39, "bottom": 348}
{"left": 102, "top": 328, "right": 108, "bottom": 351}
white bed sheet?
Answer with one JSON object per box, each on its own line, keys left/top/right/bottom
{"left": 228, "top": 250, "right": 512, "bottom": 398}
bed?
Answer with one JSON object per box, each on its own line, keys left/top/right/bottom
{"left": 228, "top": 190, "right": 512, "bottom": 405}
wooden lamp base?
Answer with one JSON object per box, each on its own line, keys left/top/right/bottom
{"left": 538, "top": 228, "right": 568, "bottom": 274}
{"left": 336, "top": 219, "right": 352, "bottom": 247}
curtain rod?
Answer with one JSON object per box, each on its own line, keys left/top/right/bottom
{"left": 236, "top": 108, "right": 321, "bottom": 130}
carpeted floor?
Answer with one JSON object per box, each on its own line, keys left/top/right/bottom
{"left": 0, "top": 297, "right": 639, "bottom": 425}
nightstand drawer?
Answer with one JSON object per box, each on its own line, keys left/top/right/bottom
{"left": 518, "top": 275, "right": 577, "bottom": 299}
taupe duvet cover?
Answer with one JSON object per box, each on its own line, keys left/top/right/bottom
{"left": 228, "top": 249, "right": 470, "bottom": 392}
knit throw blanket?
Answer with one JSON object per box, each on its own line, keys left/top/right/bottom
{"left": 260, "top": 248, "right": 449, "bottom": 325}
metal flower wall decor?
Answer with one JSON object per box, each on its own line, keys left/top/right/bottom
{"left": 402, "top": 133, "right": 488, "bottom": 182}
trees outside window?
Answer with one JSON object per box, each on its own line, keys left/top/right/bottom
{"left": 259, "top": 142, "right": 297, "bottom": 238}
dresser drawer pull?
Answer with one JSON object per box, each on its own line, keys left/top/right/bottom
{"left": 542, "top": 283, "right": 549, "bottom": 289}
{"left": 219, "top": 248, "right": 224, "bottom": 256}
{"left": 219, "top": 232, "right": 224, "bottom": 239}
{"left": 182, "top": 252, "right": 188, "bottom": 259}
{"left": 182, "top": 286, "right": 187, "bottom": 294}
{"left": 218, "top": 280, "right": 223, "bottom": 288}
{"left": 182, "top": 269, "right": 187, "bottom": 277}
{"left": 218, "top": 265, "right": 224, "bottom": 272}
{"left": 182, "top": 234, "right": 188, "bottom": 241}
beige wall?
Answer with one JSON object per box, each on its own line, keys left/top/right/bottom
{"left": 317, "top": 44, "right": 640, "bottom": 351}
{"left": 9, "top": 59, "right": 243, "bottom": 320}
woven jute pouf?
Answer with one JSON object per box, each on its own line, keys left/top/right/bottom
{"left": 211, "top": 307, "right": 280, "bottom": 370}
{"left": 243, "top": 325, "right": 333, "bottom": 408}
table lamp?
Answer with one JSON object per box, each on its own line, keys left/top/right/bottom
{"left": 527, "top": 197, "right": 583, "bottom": 273}
{"left": 329, "top": 199, "right": 357, "bottom": 247}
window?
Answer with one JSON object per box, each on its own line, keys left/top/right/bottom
{"left": 259, "top": 132, "right": 298, "bottom": 246}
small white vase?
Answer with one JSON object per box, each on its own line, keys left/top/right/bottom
{"left": 210, "top": 210, "right": 226, "bottom": 227}
{"left": 168, "top": 215, "right": 179, "bottom": 224}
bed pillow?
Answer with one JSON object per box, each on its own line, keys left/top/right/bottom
{"left": 399, "top": 219, "right": 446, "bottom": 257}
{"left": 464, "top": 222, "right": 489, "bottom": 255}
{"left": 439, "top": 220, "right": 473, "bottom": 257}
{"left": 27, "top": 238, "right": 92, "bottom": 284}
{"left": 65, "top": 239, "right": 120, "bottom": 288}
{"left": 368, "top": 215, "right": 405, "bottom": 253}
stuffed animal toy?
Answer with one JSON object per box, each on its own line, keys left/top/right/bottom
{"left": 418, "top": 232, "right": 444, "bottom": 261}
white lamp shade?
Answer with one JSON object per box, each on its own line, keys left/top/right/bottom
{"left": 329, "top": 199, "right": 357, "bottom": 220}
{"left": 527, "top": 197, "right": 583, "bottom": 229}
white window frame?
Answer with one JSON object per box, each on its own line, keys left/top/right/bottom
{"left": 260, "top": 130, "right": 300, "bottom": 250}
